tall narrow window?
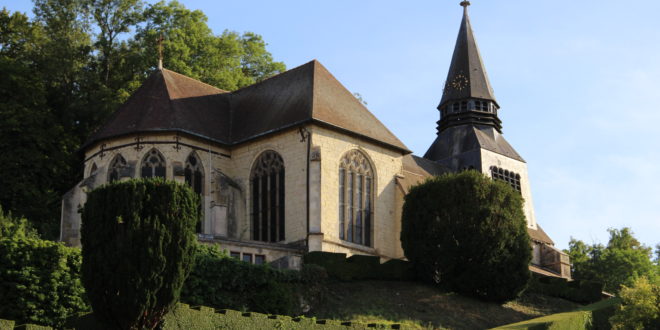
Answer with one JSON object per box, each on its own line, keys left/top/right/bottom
{"left": 490, "top": 166, "right": 521, "bottom": 192}
{"left": 250, "top": 151, "right": 285, "bottom": 243}
{"left": 185, "top": 152, "right": 204, "bottom": 233}
{"left": 338, "top": 150, "right": 374, "bottom": 246}
{"left": 184, "top": 152, "right": 204, "bottom": 194}
{"left": 107, "top": 154, "right": 127, "bottom": 183}
{"left": 141, "top": 148, "right": 166, "bottom": 178}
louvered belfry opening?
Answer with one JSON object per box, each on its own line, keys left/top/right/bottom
{"left": 490, "top": 166, "right": 521, "bottom": 192}
{"left": 338, "top": 150, "right": 374, "bottom": 247}
{"left": 250, "top": 151, "right": 285, "bottom": 243}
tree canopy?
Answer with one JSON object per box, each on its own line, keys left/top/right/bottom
{"left": 565, "top": 227, "right": 659, "bottom": 293}
{"left": 0, "top": 0, "right": 285, "bottom": 239}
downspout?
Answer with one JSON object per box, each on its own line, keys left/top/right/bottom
{"left": 299, "top": 126, "right": 311, "bottom": 252}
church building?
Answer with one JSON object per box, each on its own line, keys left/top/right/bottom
{"left": 61, "top": 1, "right": 570, "bottom": 278}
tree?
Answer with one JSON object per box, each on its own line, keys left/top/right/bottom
{"left": 609, "top": 276, "right": 660, "bottom": 330}
{"left": 400, "top": 171, "right": 532, "bottom": 302}
{"left": 566, "top": 228, "right": 657, "bottom": 293}
{"left": 80, "top": 178, "right": 198, "bottom": 329}
{"left": 129, "top": 1, "right": 285, "bottom": 91}
{"left": 0, "top": 9, "right": 72, "bottom": 237}
{"left": 0, "top": 1, "right": 284, "bottom": 240}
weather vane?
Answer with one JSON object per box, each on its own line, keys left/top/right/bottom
{"left": 157, "top": 34, "right": 164, "bottom": 70}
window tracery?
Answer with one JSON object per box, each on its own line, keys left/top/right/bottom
{"left": 141, "top": 148, "right": 166, "bottom": 178}
{"left": 250, "top": 151, "right": 285, "bottom": 243}
{"left": 338, "top": 150, "right": 373, "bottom": 246}
{"left": 107, "top": 154, "right": 127, "bottom": 183}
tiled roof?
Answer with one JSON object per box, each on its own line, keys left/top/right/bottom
{"left": 85, "top": 61, "right": 409, "bottom": 154}
{"left": 528, "top": 225, "right": 554, "bottom": 245}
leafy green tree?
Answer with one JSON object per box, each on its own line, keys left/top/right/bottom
{"left": 0, "top": 10, "right": 71, "bottom": 237}
{"left": 566, "top": 228, "right": 657, "bottom": 293}
{"left": 609, "top": 276, "right": 660, "bottom": 330}
{"left": 0, "top": 1, "right": 284, "bottom": 240}
{"left": 129, "top": 0, "right": 285, "bottom": 91}
{"left": 80, "top": 178, "right": 198, "bottom": 329}
{"left": 0, "top": 206, "right": 39, "bottom": 239}
{"left": 400, "top": 171, "right": 532, "bottom": 302}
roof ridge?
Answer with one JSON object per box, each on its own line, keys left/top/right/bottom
{"left": 231, "top": 60, "right": 313, "bottom": 94}
{"left": 161, "top": 68, "right": 229, "bottom": 94}
{"left": 310, "top": 60, "right": 409, "bottom": 153}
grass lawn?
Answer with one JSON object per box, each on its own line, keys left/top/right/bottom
{"left": 306, "top": 280, "right": 581, "bottom": 329}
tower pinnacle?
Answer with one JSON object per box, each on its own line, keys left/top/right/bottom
{"left": 436, "top": 1, "right": 501, "bottom": 133}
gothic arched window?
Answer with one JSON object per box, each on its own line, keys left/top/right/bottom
{"left": 141, "top": 148, "right": 166, "bottom": 178}
{"left": 490, "top": 166, "right": 521, "bottom": 192}
{"left": 107, "top": 154, "right": 127, "bottom": 183}
{"left": 338, "top": 150, "right": 374, "bottom": 246}
{"left": 185, "top": 152, "right": 204, "bottom": 195}
{"left": 185, "top": 152, "right": 204, "bottom": 233}
{"left": 250, "top": 151, "right": 285, "bottom": 243}
{"left": 89, "top": 163, "right": 98, "bottom": 176}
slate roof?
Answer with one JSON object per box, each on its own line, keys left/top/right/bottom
{"left": 528, "top": 225, "right": 554, "bottom": 245}
{"left": 85, "top": 61, "right": 409, "bottom": 154}
{"left": 439, "top": 4, "right": 497, "bottom": 109}
{"left": 87, "top": 69, "right": 231, "bottom": 145}
{"left": 424, "top": 125, "right": 524, "bottom": 162}
{"left": 396, "top": 155, "right": 449, "bottom": 194}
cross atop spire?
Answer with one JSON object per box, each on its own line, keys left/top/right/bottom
{"left": 157, "top": 34, "right": 164, "bottom": 70}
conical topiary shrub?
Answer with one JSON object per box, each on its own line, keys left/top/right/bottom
{"left": 80, "top": 178, "right": 199, "bottom": 329}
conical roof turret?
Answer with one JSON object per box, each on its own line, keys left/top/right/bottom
{"left": 435, "top": 1, "right": 502, "bottom": 133}
{"left": 439, "top": 1, "right": 497, "bottom": 108}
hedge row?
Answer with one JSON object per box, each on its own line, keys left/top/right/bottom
{"left": 303, "top": 251, "right": 414, "bottom": 281}
{"left": 180, "top": 244, "right": 309, "bottom": 315}
{"left": 527, "top": 274, "right": 604, "bottom": 304}
{"left": 0, "top": 237, "right": 89, "bottom": 328}
{"left": 62, "top": 303, "right": 401, "bottom": 329}
{"left": 492, "top": 297, "right": 620, "bottom": 330}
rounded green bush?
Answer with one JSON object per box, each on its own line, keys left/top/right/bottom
{"left": 80, "top": 178, "right": 198, "bottom": 329}
{"left": 400, "top": 171, "right": 532, "bottom": 302}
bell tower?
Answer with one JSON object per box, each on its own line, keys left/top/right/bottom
{"left": 424, "top": 1, "right": 538, "bottom": 229}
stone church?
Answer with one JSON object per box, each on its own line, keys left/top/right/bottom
{"left": 61, "top": 2, "right": 570, "bottom": 278}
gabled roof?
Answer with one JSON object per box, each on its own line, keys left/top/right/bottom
{"left": 439, "top": 4, "right": 497, "bottom": 109}
{"left": 85, "top": 61, "right": 409, "bottom": 154}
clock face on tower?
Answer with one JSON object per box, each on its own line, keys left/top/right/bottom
{"left": 445, "top": 73, "right": 470, "bottom": 92}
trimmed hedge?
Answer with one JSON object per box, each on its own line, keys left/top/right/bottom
{"left": 0, "top": 237, "right": 88, "bottom": 328}
{"left": 181, "top": 244, "right": 300, "bottom": 315}
{"left": 65, "top": 303, "right": 397, "bottom": 329}
{"left": 492, "top": 297, "right": 620, "bottom": 330}
{"left": 1, "top": 319, "right": 15, "bottom": 329}
{"left": 527, "top": 275, "right": 603, "bottom": 304}
{"left": 303, "top": 252, "right": 414, "bottom": 281}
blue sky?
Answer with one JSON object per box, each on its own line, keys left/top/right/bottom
{"left": 4, "top": 0, "right": 659, "bottom": 251}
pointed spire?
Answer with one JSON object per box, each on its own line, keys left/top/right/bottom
{"left": 436, "top": 1, "right": 502, "bottom": 133}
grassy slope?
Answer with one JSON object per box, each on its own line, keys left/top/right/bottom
{"left": 305, "top": 280, "right": 581, "bottom": 330}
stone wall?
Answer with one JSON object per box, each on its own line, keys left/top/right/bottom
{"left": 480, "top": 149, "right": 537, "bottom": 229}
{"left": 311, "top": 126, "right": 405, "bottom": 260}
